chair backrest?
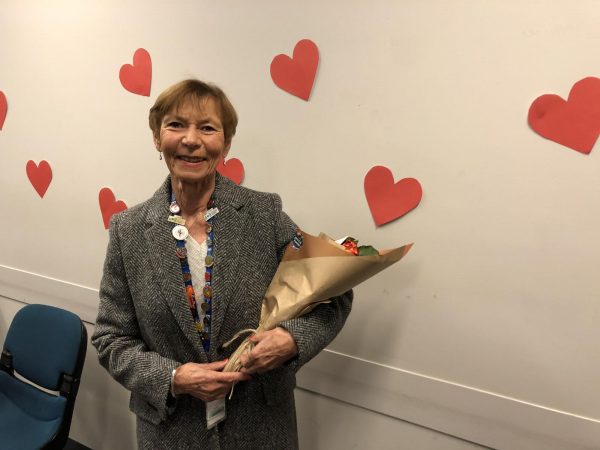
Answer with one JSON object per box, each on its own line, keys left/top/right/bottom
{"left": 0, "top": 303, "right": 87, "bottom": 449}
{"left": 3, "top": 304, "right": 87, "bottom": 393}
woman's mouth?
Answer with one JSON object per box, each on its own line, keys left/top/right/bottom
{"left": 178, "top": 156, "right": 206, "bottom": 163}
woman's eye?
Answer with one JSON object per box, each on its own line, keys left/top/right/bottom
{"left": 166, "top": 121, "right": 183, "bottom": 128}
{"left": 200, "top": 125, "right": 217, "bottom": 134}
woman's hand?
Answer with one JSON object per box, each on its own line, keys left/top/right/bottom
{"left": 239, "top": 327, "right": 298, "bottom": 375}
{"left": 173, "top": 360, "right": 251, "bottom": 402}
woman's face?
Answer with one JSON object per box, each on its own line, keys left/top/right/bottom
{"left": 155, "top": 97, "right": 230, "bottom": 186}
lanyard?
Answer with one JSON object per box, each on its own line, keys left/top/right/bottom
{"left": 169, "top": 194, "right": 217, "bottom": 352}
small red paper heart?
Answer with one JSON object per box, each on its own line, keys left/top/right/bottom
{"left": 0, "top": 91, "right": 7, "bottom": 130}
{"left": 364, "top": 166, "right": 422, "bottom": 226}
{"left": 99, "top": 187, "right": 128, "bottom": 229}
{"left": 528, "top": 77, "right": 600, "bottom": 154}
{"left": 26, "top": 160, "right": 53, "bottom": 198}
{"left": 217, "top": 157, "right": 244, "bottom": 185}
{"left": 270, "top": 39, "right": 319, "bottom": 101}
{"left": 119, "top": 48, "right": 152, "bottom": 97}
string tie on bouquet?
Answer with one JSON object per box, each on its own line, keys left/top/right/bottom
{"left": 219, "top": 328, "right": 257, "bottom": 351}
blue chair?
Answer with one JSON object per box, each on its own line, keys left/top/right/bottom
{"left": 0, "top": 304, "right": 87, "bottom": 450}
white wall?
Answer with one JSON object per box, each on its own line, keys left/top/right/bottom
{"left": 1, "top": 1, "right": 600, "bottom": 449}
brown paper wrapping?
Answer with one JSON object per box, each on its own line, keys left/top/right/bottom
{"left": 222, "top": 231, "right": 413, "bottom": 372}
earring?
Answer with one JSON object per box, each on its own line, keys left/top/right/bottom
{"left": 159, "top": 151, "right": 163, "bottom": 160}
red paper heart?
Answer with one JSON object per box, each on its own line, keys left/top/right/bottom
{"left": 0, "top": 91, "right": 7, "bottom": 130}
{"left": 528, "top": 77, "right": 600, "bottom": 154}
{"left": 119, "top": 48, "right": 152, "bottom": 97}
{"left": 217, "top": 157, "right": 244, "bottom": 185}
{"left": 99, "top": 187, "right": 128, "bottom": 229}
{"left": 364, "top": 166, "right": 422, "bottom": 226}
{"left": 26, "top": 160, "right": 53, "bottom": 198}
{"left": 270, "top": 39, "right": 319, "bottom": 101}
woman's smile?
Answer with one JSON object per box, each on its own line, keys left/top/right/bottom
{"left": 177, "top": 155, "right": 208, "bottom": 164}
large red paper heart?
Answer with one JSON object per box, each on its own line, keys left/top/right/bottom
{"left": 528, "top": 77, "right": 600, "bottom": 154}
{"left": 26, "top": 160, "right": 53, "bottom": 198}
{"left": 0, "top": 91, "right": 7, "bottom": 130}
{"left": 217, "top": 157, "right": 244, "bottom": 185}
{"left": 99, "top": 187, "right": 128, "bottom": 229}
{"left": 270, "top": 39, "right": 319, "bottom": 101}
{"left": 364, "top": 166, "right": 422, "bottom": 226}
{"left": 119, "top": 48, "right": 152, "bottom": 97}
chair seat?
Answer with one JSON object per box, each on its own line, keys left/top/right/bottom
{"left": 0, "top": 371, "right": 66, "bottom": 449}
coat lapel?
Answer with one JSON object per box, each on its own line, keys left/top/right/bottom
{"left": 210, "top": 175, "right": 248, "bottom": 353}
{"left": 143, "top": 178, "right": 207, "bottom": 360}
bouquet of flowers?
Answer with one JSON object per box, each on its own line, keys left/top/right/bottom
{"left": 222, "top": 230, "right": 413, "bottom": 372}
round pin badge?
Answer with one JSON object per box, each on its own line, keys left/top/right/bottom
{"left": 172, "top": 225, "right": 189, "bottom": 240}
{"left": 169, "top": 202, "right": 181, "bottom": 214}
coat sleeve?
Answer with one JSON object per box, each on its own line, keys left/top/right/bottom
{"left": 270, "top": 194, "right": 354, "bottom": 370}
{"left": 91, "top": 214, "right": 178, "bottom": 422}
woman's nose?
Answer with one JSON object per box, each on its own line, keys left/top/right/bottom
{"left": 182, "top": 126, "right": 201, "bottom": 147}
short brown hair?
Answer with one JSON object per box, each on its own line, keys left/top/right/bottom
{"left": 149, "top": 79, "right": 238, "bottom": 145}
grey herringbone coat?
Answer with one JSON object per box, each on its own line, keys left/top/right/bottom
{"left": 92, "top": 175, "right": 353, "bottom": 450}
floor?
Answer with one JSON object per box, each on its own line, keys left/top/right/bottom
{"left": 65, "top": 439, "right": 93, "bottom": 450}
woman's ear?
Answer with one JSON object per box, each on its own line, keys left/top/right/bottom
{"left": 222, "top": 141, "right": 231, "bottom": 159}
{"left": 153, "top": 134, "right": 161, "bottom": 150}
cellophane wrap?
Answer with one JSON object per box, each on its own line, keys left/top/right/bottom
{"left": 222, "top": 231, "right": 413, "bottom": 372}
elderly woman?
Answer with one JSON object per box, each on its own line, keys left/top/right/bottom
{"left": 92, "top": 79, "right": 353, "bottom": 449}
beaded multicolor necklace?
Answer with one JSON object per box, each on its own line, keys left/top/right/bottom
{"left": 169, "top": 192, "right": 217, "bottom": 352}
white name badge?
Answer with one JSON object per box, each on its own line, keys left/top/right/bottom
{"left": 204, "top": 207, "right": 219, "bottom": 221}
{"left": 206, "top": 398, "right": 226, "bottom": 429}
